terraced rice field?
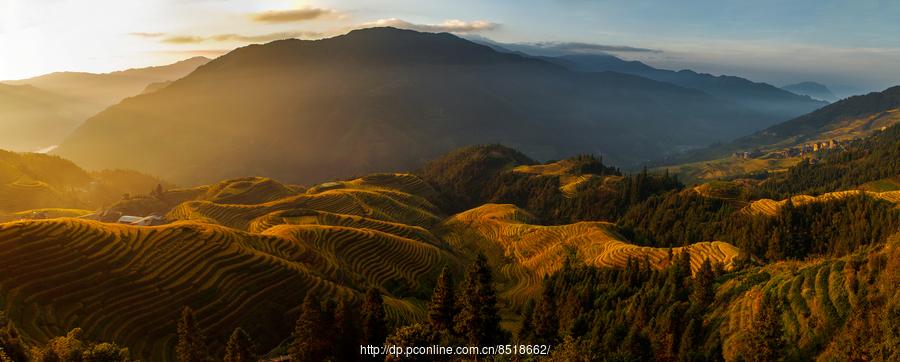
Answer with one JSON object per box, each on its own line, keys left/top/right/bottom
{"left": 0, "top": 217, "right": 449, "bottom": 361}
{"left": 0, "top": 174, "right": 460, "bottom": 361}
{"left": 169, "top": 184, "right": 442, "bottom": 231}
{"left": 0, "top": 171, "right": 757, "bottom": 360}
{"left": 200, "top": 177, "right": 300, "bottom": 205}
{"left": 439, "top": 204, "right": 743, "bottom": 305}
{"left": 513, "top": 160, "right": 616, "bottom": 198}
{"left": 0, "top": 208, "right": 94, "bottom": 222}
{"left": 714, "top": 239, "right": 899, "bottom": 360}
{"left": 248, "top": 209, "right": 443, "bottom": 246}
{"left": 306, "top": 173, "right": 441, "bottom": 203}
{"left": 744, "top": 190, "right": 900, "bottom": 216}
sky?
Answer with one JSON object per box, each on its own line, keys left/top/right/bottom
{"left": 2, "top": 0, "right": 900, "bottom": 96}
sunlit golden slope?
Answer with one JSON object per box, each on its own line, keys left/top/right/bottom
{"left": 438, "top": 204, "right": 743, "bottom": 305}
{"left": 169, "top": 174, "right": 442, "bottom": 230}
{"left": 744, "top": 190, "right": 900, "bottom": 216}
{"left": 0, "top": 217, "right": 452, "bottom": 361}
{"left": 248, "top": 208, "right": 443, "bottom": 247}
{"left": 0, "top": 173, "right": 460, "bottom": 361}
{"left": 0, "top": 150, "right": 167, "bottom": 214}
{"left": 512, "top": 159, "right": 621, "bottom": 198}
{"left": 201, "top": 176, "right": 301, "bottom": 205}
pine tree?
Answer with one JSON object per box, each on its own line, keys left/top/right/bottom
{"left": 383, "top": 324, "right": 438, "bottom": 362}
{"left": 223, "top": 328, "right": 254, "bottom": 362}
{"left": 83, "top": 342, "right": 131, "bottom": 362}
{"left": 153, "top": 183, "right": 165, "bottom": 200}
{"left": 176, "top": 307, "right": 208, "bottom": 362}
{"left": 291, "top": 293, "right": 330, "bottom": 362}
{"left": 334, "top": 295, "right": 361, "bottom": 362}
{"left": 428, "top": 267, "right": 455, "bottom": 332}
{"left": 454, "top": 253, "right": 505, "bottom": 346}
{"left": 517, "top": 299, "right": 536, "bottom": 343}
{"left": 690, "top": 258, "right": 715, "bottom": 308}
{"left": 743, "top": 295, "right": 785, "bottom": 362}
{"left": 532, "top": 285, "right": 559, "bottom": 345}
{"left": 677, "top": 318, "right": 700, "bottom": 362}
{"left": 361, "top": 288, "right": 387, "bottom": 346}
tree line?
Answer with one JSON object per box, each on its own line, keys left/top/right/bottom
{"left": 171, "top": 253, "right": 507, "bottom": 362}
{"left": 753, "top": 122, "right": 900, "bottom": 199}
{"left": 619, "top": 192, "right": 900, "bottom": 261}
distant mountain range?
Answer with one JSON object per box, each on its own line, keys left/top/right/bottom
{"left": 54, "top": 27, "right": 825, "bottom": 185}
{"left": 4, "top": 56, "right": 210, "bottom": 113}
{"left": 0, "top": 57, "right": 210, "bottom": 152}
{"left": 782, "top": 81, "right": 839, "bottom": 102}
{"left": 0, "top": 83, "right": 89, "bottom": 152}
{"left": 471, "top": 38, "right": 827, "bottom": 122}
{"left": 666, "top": 85, "right": 900, "bottom": 166}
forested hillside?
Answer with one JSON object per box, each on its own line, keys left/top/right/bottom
{"left": 756, "top": 122, "right": 900, "bottom": 197}
{"left": 1, "top": 122, "right": 898, "bottom": 361}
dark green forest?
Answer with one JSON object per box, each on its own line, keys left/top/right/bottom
{"left": 753, "top": 123, "right": 900, "bottom": 198}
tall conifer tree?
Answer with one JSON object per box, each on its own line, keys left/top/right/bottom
{"left": 176, "top": 307, "right": 208, "bottom": 362}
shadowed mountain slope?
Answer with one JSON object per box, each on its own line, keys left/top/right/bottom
{"left": 55, "top": 27, "right": 780, "bottom": 185}
{"left": 0, "top": 57, "right": 209, "bottom": 152}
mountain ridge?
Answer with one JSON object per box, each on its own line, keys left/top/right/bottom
{"left": 54, "top": 27, "right": 786, "bottom": 185}
{"left": 468, "top": 38, "right": 827, "bottom": 122}
{"left": 782, "top": 81, "right": 839, "bottom": 102}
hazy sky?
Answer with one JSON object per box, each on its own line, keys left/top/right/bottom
{"left": 2, "top": 0, "right": 900, "bottom": 95}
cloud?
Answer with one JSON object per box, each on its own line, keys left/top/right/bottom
{"left": 129, "top": 32, "right": 165, "bottom": 38}
{"left": 131, "top": 31, "right": 320, "bottom": 44}
{"left": 527, "top": 41, "right": 662, "bottom": 54}
{"left": 359, "top": 18, "right": 499, "bottom": 33}
{"left": 162, "top": 35, "right": 206, "bottom": 44}
{"left": 251, "top": 7, "right": 341, "bottom": 23}
{"left": 210, "top": 31, "right": 322, "bottom": 42}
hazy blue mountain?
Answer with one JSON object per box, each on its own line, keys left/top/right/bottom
{"left": 665, "top": 85, "right": 900, "bottom": 164}
{"left": 782, "top": 81, "right": 839, "bottom": 102}
{"left": 469, "top": 38, "right": 827, "bottom": 125}
{"left": 541, "top": 54, "right": 827, "bottom": 124}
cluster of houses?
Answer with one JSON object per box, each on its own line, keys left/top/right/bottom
{"left": 15, "top": 210, "right": 166, "bottom": 226}
{"left": 733, "top": 138, "right": 859, "bottom": 160}
{"left": 731, "top": 150, "right": 764, "bottom": 160}
{"left": 116, "top": 214, "right": 167, "bottom": 226}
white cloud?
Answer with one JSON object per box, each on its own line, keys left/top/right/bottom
{"left": 250, "top": 7, "right": 343, "bottom": 23}
{"left": 358, "top": 18, "right": 499, "bottom": 33}
{"left": 130, "top": 31, "right": 321, "bottom": 44}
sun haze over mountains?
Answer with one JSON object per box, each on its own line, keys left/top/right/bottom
{"left": 0, "top": 1, "right": 899, "bottom": 361}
